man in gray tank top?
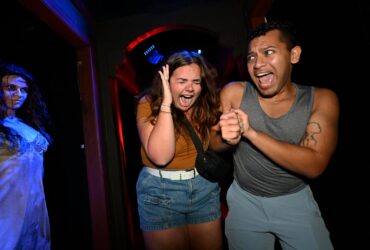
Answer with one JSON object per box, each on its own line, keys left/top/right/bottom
{"left": 210, "top": 21, "right": 339, "bottom": 250}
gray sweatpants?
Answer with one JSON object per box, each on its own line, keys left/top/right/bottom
{"left": 225, "top": 181, "right": 333, "bottom": 250}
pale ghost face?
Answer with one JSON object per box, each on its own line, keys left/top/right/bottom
{"left": 169, "top": 63, "right": 202, "bottom": 113}
{"left": 1, "top": 75, "right": 29, "bottom": 113}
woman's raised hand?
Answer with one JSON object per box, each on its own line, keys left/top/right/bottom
{"left": 158, "top": 64, "right": 172, "bottom": 106}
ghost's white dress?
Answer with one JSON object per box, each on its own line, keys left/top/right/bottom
{"left": 0, "top": 117, "right": 50, "bottom": 250}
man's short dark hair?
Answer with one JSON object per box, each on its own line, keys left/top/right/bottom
{"left": 247, "top": 21, "right": 298, "bottom": 50}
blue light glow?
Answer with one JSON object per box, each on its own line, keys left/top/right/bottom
{"left": 147, "top": 50, "right": 164, "bottom": 65}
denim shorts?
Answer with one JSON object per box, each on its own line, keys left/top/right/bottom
{"left": 136, "top": 167, "right": 221, "bottom": 231}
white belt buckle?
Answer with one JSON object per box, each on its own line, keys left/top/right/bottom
{"left": 162, "top": 169, "right": 195, "bottom": 180}
{"left": 145, "top": 167, "right": 197, "bottom": 180}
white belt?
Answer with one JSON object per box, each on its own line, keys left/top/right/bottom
{"left": 144, "top": 166, "right": 198, "bottom": 180}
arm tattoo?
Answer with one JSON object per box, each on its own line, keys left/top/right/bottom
{"left": 301, "top": 122, "right": 322, "bottom": 147}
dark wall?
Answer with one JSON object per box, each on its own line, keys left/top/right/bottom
{"left": 1, "top": 1, "right": 92, "bottom": 249}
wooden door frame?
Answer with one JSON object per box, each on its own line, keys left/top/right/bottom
{"left": 18, "top": 1, "right": 110, "bottom": 249}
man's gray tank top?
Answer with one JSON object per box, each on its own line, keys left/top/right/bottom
{"left": 234, "top": 81, "right": 314, "bottom": 197}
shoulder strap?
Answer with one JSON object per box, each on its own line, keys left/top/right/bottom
{"left": 183, "top": 119, "right": 205, "bottom": 155}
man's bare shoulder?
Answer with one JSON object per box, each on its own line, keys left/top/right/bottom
{"left": 312, "top": 87, "right": 339, "bottom": 115}
{"left": 221, "top": 81, "right": 245, "bottom": 97}
{"left": 314, "top": 87, "right": 339, "bottom": 105}
{"left": 222, "top": 81, "right": 245, "bottom": 91}
{"left": 220, "top": 81, "right": 246, "bottom": 110}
